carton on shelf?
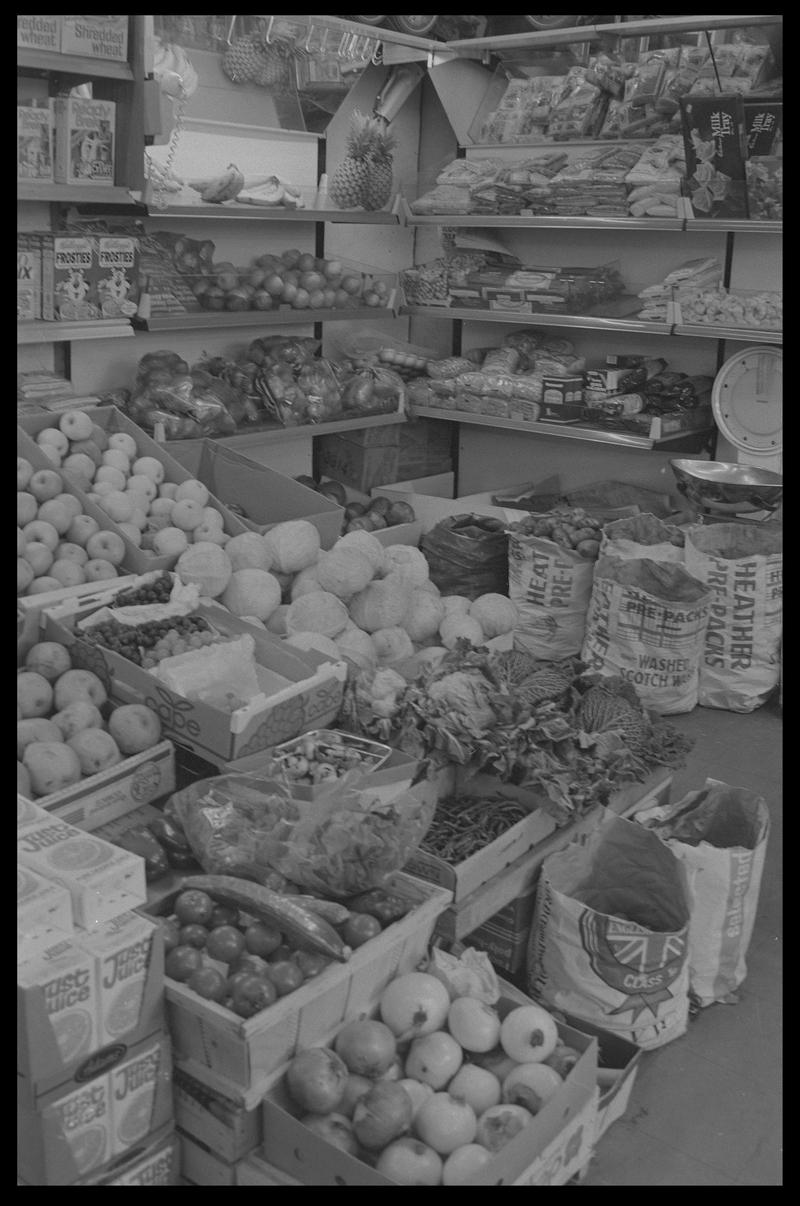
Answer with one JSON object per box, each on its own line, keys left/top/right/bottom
{"left": 18, "top": 102, "right": 54, "bottom": 184}
{"left": 60, "top": 15, "right": 129, "bottom": 62}
{"left": 17, "top": 233, "right": 43, "bottom": 321}
{"left": 17, "top": 865, "right": 74, "bottom": 963}
{"left": 53, "top": 97, "right": 116, "bottom": 188}
{"left": 72, "top": 911, "right": 162, "bottom": 1048}
{"left": 17, "top": 14, "right": 61, "bottom": 51}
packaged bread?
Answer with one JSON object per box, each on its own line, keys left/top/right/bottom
{"left": 427, "top": 356, "right": 476, "bottom": 380}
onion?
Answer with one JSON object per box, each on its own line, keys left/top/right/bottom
{"left": 352, "top": 1081, "right": 413, "bottom": 1151}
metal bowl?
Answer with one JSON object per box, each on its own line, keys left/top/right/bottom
{"left": 670, "top": 459, "right": 783, "bottom": 514}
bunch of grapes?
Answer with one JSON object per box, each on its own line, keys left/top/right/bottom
{"left": 112, "top": 572, "right": 175, "bottom": 608}
{"left": 85, "top": 615, "right": 221, "bottom": 668}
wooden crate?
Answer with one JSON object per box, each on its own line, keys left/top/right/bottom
{"left": 143, "top": 872, "right": 452, "bottom": 1109}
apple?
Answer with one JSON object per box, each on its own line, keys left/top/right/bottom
{"left": 90, "top": 425, "right": 109, "bottom": 452}
{"left": 29, "top": 470, "right": 63, "bottom": 503}
{"left": 201, "top": 507, "right": 225, "bottom": 530}
{"left": 132, "top": 457, "right": 165, "bottom": 486}
{"left": 18, "top": 458, "right": 34, "bottom": 490}
{"left": 27, "top": 576, "right": 63, "bottom": 596}
{"left": 102, "top": 449, "right": 130, "bottom": 474}
{"left": 68, "top": 728, "right": 122, "bottom": 776}
{"left": 99, "top": 491, "right": 135, "bottom": 524}
{"left": 442, "top": 1144, "right": 492, "bottom": 1186}
{"left": 281, "top": 249, "right": 302, "bottom": 268}
{"left": 54, "top": 669, "right": 108, "bottom": 711}
{"left": 299, "top": 1113, "right": 360, "bottom": 1156}
{"left": 334, "top": 289, "right": 349, "bottom": 308}
{"left": 68, "top": 439, "right": 103, "bottom": 467}
{"left": 324, "top": 259, "right": 343, "bottom": 279}
{"left": 127, "top": 474, "right": 158, "bottom": 504}
{"left": 225, "top": 287, "right": 252, "bottom": 312}
{"left": 144, "top": 515, "right": 171, "bottom": 536}
{"left": 67, "top": 514, "right": 100, "bottom": 547}
{"left": 204, "top": 285, "right": 225, "bottom": 310}
{"left": 51, "top": 701, "right": 104, "bottom": 742}
{"left": 171, "top": 499, "right": 205, "bottom": 532}
{"left": 117, "top": 522, "right": 142, "bottom": 547}
{"left": 18, "top": 762, "right": 32, "bottom": 797}
{"left": 107, "top": 704, "right": 161, "bottom": 754}
{"left": 18, "top": 528, "right": 26, "bottom": 557}
{"left": 56, "top": 542, "right": 89, "bottom": 566}
{"left": 281, "top": 282, "right": 298, "bottom": 305}
{"left": 159, "top": 482, "right": 179, "bottom": 500}
{"left": 95, "top": 465, "right": 128, "bottom": 491}
{"left": 309, "top": 289, "right": 326, "bottom": 309}
{"left": 18, "top": 492, "right": 38, "bottom": 526}
{"left": 23, "top": 741, "right": 82, "bottom": 797}
{"left": 152, "top": 527, "right": 189, "bottom": 557}
{"left": 292, "top": 288, "right": 311, "bottom": 309}
{"left": 149, "top": 498, "right": 175, "bottom": 520}
{"left": 193, "top": 522, "right": 227, "bottom": 545}
{"left": 18, "top": 718, "right": 63, "bottom": 760}
{"left": 341, "top": 274, "right": 362, "bottom": 295}
{"left": 53, "top": 494, "right": 83, "bottom": 522}
{"left": 376, "top": 1138, "right": 443, "bottom": 1186}
{"left": 17, "top": 671, "right": 54, "bottom": 718}
{"left": 50, "top": 560, "right": 86, "bottom": 588}
{"left": 18, "top": 559, "right": 35, "bottom": 594}
{"left": 59, "top": 410, "right": 94, "bottom": 441}
{"left": 322, "top": 288, "right": 336, "bottom": 309}
{"left": 108, "top": 432, "right": 138, "bottom": 459}
{"left": 25, "top": 647, "right": 76, "bottom": 686}
{"left": 39, "top": 445, "right": 63, "bottom": 467}
{"left": 264, "top": 274, "right": 285, "bottom": 297}
{"left": 286, "top": 1048, "right": 349, "bottom": 1115}
{"left": 36, "top": 500, "right": 73, "bottom": 536}
{"left": 175, "top": 479, "right": 210, "bottom": 507}
{"left": 36, "top": 427, "right": 70, "bottom": 458}
{"left": 297, "top": 253, "right": 316, "bottom": 273}
{"left": 24, "top": 542, "right": 54, "bottom": 577}
{"left": 93, "top": 481, "right": 116, "bottom": 498}
{"left": 62, "top": 452, "right": 97, "bottom": 483}
{"left": 84, "top": 559, "right": 119, "bottom": 583}
{"left": 247, "top": 266, "right": 266, "bottom": 289}
{"left": 300, "top": 271, "right": 324, "bottom": 293}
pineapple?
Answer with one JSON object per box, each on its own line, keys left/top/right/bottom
{"left": 330, "top": 111, "right": 395, "bottom": 211}
{"left": 221, "top": 35, "right": 263, "bottom": 84}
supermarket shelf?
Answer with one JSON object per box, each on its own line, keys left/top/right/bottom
{"left": 17, "top": 319, "right": 134, "bottom": 345}
{"left": 403, "top": 304, "right": 670, "bottom": 337}
{"left": 673, "top": 325, "right": 782, "bottom": 344}
{"left": 412, "top": 406, "right": 714, "bottom": 451}
{"left": 197, "top": 412, "right": 407, "bottom": 448}
{"left": 135, "top": 306, "right": 397, "bottom": 332}
{"left": 404, "top": 209, "right": 683, "bottom": 232}
{"left": 684, "top": 219, "right": 783, "bottom": 236}
{"left": 17, "top": 48, "right": 133, "bottom": 80}
{"left": 445, "top": 14, "right": 781, "bottom": 52}
{"left": 140, "top": 202, "right": 401, "bottom": 225}
{"left": 17, "top": 183, "right": 136, "bottom": 205}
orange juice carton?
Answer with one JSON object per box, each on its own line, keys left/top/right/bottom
{"left": 109, "top": 1033, "right": 174, "bottom": 1159}
{"left": 53, "top": 96, "right": 115, "bottom": 187}
{"left": 39, "top": 231, "right": 100, "bottom": 320}
{"left": 82, "top": 1125, "right": 179, "bottom": 1185}
{"left": 18, "top": 1069, "right": 113, "bottom": 1184}
{"left": 61, "top": 15, "right": 129, "bottom": 62}
{"left": 17, "top": 815, "right": 147, "bottom": 928}
{"left": 17, "top": 234, "right": 42, "bottom": 320}
{"left": 18, "top": 101, "right": 54, "bottom": 184}
{"left": 18, "top": 864, "right": 74, "bottom": 962}
{"left": 17, "top": 14, "right": 61, "bottom": 51}
{"left": 18, "top": 936, "right": 99, "bottom": 1089}
{"left": 73, "top": 910, "right": 164, "bottom": 1047}
{"left": 18, "top": 792, "right": 49, "bottom": 828}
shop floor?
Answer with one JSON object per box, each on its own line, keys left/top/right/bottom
{"left": 581, "top": 699, "right": 782, "bottom": 1187}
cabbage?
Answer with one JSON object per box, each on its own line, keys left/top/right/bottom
{"left": 224, "top": 532, "right": 273, "bottom": 573}
{"left": 290, "top": 565, "right": 322, "bottom": 601}
{"left": 266, "top": 603, "right": 290, "bottom": 635}
{"left": 334, "top": 530, "right": 386, "bottom": 576}
{"left": 402, "top": 589, "right": 446, "bottom": 643}
{"left": 427, "top": 672, "right": 494, "bottom": 730}
{"left": 284, "top": 631, "right": 342, "bottom": 660}
{"left": 441, "top": 595, "right": 471, "bottom": 618}
{"left": 316, "top": 549, "right": 374, "bottom": 600}
{"left": 286, "top": 591, "right": 349, "bottom": 639}
{"left": 372, "top": 626, "right": 414, "bottom": 666}
{"left": 469, "top": 593, "right": 519, "bottom": 639}
{"left": 335, "top": 626, "right": 378, "bottom": 675}
{"left": 440, "top": 614, "right": 485, "bottom": 650}
{"left": 382, "top": 545, "right": 429, "bottom": 588}
{"left": 264, "top": 520, "right": 320, "bottom": 574}
{"left": 221, "top": 568, "right": 282, "bottom": 621}
{"left": 175, "top": 542, "right": 232, "bottom": 598}
{"left": 348, "top": 579, "right": 413, "bottom": 633}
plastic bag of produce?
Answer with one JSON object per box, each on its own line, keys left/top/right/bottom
{"left": 636, "top": 779, "right": 770, "bottom": 1007}
{"left": 684, "top": 522, "right": 782, "bottom": 712}
{"left": 526, "top": 807, "right": 692, "bottom": 1050}
{"left": 600, "top": 512, "right": 686, "bottom": 564}
{"left": 421, "top": 514, "right": 509, "bottom": 600}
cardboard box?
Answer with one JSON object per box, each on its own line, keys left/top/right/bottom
{"left": 555, "top": 1013, "right": 642, "bottom": 1142}
{"left": 18, "top": 102, "right": 53, "bottom": 184}
{"left": 34, "top": 740, "right": 176, "bottom": 832}
{"left": 18, "top": 793, "right": 49, "bottom": 828}
{"left": 18, "top": 1030, "right": 173, "bottom": 1185}
{"left": 87, "top": 1124, "right": 180, "bottom": 1185}
{"left": 465, "top": 883, "right": 537, "bottom": 975}
{"left": 261, "top": 988, "right": 597, "bottom": 1186}
{"left": 178, "top": 1132, "right": 240, "bottom": 1187}
{"left": 72, "top": 911, "right": 164, "bottom": 1049}
{"left": 680, "top": 94, "right": 748, "bottom": 219}
{"left": 17, "top": 233, "right": 42, "bottom": 321}
{"left": 46, "top": 603, "right": 347, "bottom": 764}
{"left": 234, "top": 1152, "right": 301, "bottom": 1185}
{"left": 163, "top": 439, "right": 344, "bottom": 550}
{"left": 18, "top": 865, "right": 75, "bottom": 963}
{"left": 53, "top": 97, "right": 115, "bottom": 187}
{"left": 18, "top": 14, "right": 61, "bottom": 50}
{"left": 173, "top": 1066, "right": 261, "bottom": 1164}
{"left": 17, "top": 814, "right": 147, "bottom": 929}
{"left": 61, "top": 15, "right": 129, "bottom": 62}
{"left": 404, "top": 772, "right": 557, "bottom": 904}
{"left": 18, "top": 406, "right": 251, "bottom": 573}
{"left": 142, "top": 872, "right": 451, "bottom": 1108}
{"left": 317, "top": 433, "right": 400, "bottom": 493}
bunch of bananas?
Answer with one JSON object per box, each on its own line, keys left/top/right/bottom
{"left": 188, "top": 164, "right": 245, "bottom": 204}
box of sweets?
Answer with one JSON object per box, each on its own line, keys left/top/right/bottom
{"left": 40, "top": 232, "right": 100, "bottom": 320}
{"left": 53, "top": 97, "right": 115, "bottom": 187}
{"left": 17, "top": 14, "right": 61, "bottom": 50}
{"left": 18, "top": 102, "right": 54, "bottom": 184}
{"left": 17, "top": 234, "right": 42, "bottom": 321}
{"left": 61, "top": 15, "right": 128, "bottom": 62}
{"left": 680, "top": 94, "right": 749, "bottom": 219}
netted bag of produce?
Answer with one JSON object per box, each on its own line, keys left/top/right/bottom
{"left": 636, "top": 778, "right": 770, "bottom": 1007}
{"left": 600, "top": 512, "right": 686, "bottom": 564}
{"left": 684, "top": 522, "right": 782, "bottom": 712}
{"left": 421, "top": 514, "right": 509, "bottom": 600}
{"left": 582, "top": 556, "right": 712, "bottom": 714}
{"left": 526, "top": 807, "right": 692, "bottom": 1050}
{"left": 508, "top": 510, "right": 603, "bottom": 660}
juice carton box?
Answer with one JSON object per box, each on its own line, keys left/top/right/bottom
{"left": 73, "top": 911, "right": 161, "bottom": 1047}
{"left": 18, "top": 864, "right": 74, "bottom": 963}
{"left": 107, "top": 1130, "right": 179, "bottom": 1185}
{"left": 17, "top": 815, "right": 146, "bottom": 928}
{"left": 18, "top": 792, "right": 49, "bottom": 828}
{"left": 109, "top": 1034, "right": 173, "bottom": 1159}
{"left": 40, "top": 232, "right": 100, "bottom": 320}
{"left": 17, "top": 15, "right": 61, "bottom": 51}
{"left": 18, "top": 102, "right": 54, "bottom": 183}
{"left": 18, "top": 936, "right": 99, "bottom": 1084}
{"left": 20, "top": 1073, "right": 113, "bottom": 1183}
{"left": 61, "top": 15, "right": 129, "bottom": 62}
{"left": 17, "top": 234, "right": 42, "bottom": 321}
{"left": 53, "top": 97, "right": 115, "bottom": 187}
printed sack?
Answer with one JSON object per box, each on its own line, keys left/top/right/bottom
{"left": 526, "top": 808, "right": 692, "bottom": 1049}
{"left": 684, "top": 522, "right": 782, "bottom": 712}
{"left": 508, "top": 528, "right": 596, "bottom": 660}
{"left": 600, "top": 512, "right": 686, "bottom": 564}
{"left": 637, "top": 779, "right": 770, "bottom": 1006}
{"left": 582, "top": 555, "right": 712, "bottom": 714}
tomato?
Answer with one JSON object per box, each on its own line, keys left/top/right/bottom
{"left": 227, "top": 970, "right": 255, "bottom": 996}
{"left": 161, "top": 918, "right": 181, "bottom": 954}
{"left": 267, "top": 944, "right": 295, "bottom": 964}
{"left": 244, "top": 922, "right": 282, "bottom": 958}
{"left": 295, "top": 950, "right": 332, "bottom": 981}
{"left": 342, "top": 913, "right": 382, "bottom": 949}
{"left": 165, "top": 945, "right": 204, "bottom": 982}
{"left": 206, "top": 925, "right": 246, "bottom": 964}
{"left": 350, "top": 889, "right": 408, "bottom": 925}
{"left": 210, "top": 904, "right": 239, "bottom": 929}
{"left": 268, "top": 960, "right": 304, "bottom": 997}
{"left": 174, "top": 889, "right": 214, "bottom": 926}
{"left": 231, "top": 974, "right": 278, "bottom": 1018}
{"left": 188, "top": 966, "right": 228, "bottom": 1003}
{"left": 231, "top": 953, "right": 273, "bottom": 980}
{"left": 179, "top": 924, "right": 209, "bottom": 949}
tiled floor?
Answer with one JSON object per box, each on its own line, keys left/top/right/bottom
{"left": 582, "top": 699, "right": 783, "bottom": 1187}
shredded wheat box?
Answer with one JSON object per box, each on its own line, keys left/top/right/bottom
{"left": 17, "top": 234, "right": 42, "bottom": 321}
{"left": 61, "top": 15, "right": 128, "bottom": 62}
{"left": 18, "top": 15, "right": 61, "bottom": 51}
{"left": 53, "top": 97, "right": 115, "bottom": 187}
{"left": 18, "top": 103, "right": 54, "bottom": 183}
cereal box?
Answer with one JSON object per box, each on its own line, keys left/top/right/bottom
{"left": 17, "top": 14, "right": 61, "bottom": 51}
{"left": 18, "top": 865, "right": 74, "bottom": 962}
{"left": 18, "top": 936, "right": 99, "bottom": 1082}
{"left": 18, "top": 102, "right": 54, "bottom": 183}
{"left": 109, "top": 1034, "right": 173, "bottom": 1159}
{"left": 40, "top": 233, "right": 100, "bottom": 320}
{"left": 53, "top": 96, "right": 115, "bottom": 187}
{"left": 17, "top": 234, "right": 42, "bottom": 321}
{"left": 17, "top": 815, "right": 146, "bottom": 928}
{"left": 61, "top": 15, "right": 129, "bottom": 62}
{"left": 62, "top": 216, "right": 140, "bottom": 318}
{"left": 74, "top": 911, "right": 160, "bottom": 1047}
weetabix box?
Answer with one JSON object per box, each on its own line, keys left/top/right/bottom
{"left": 61, "top": 15, "right": 129, "bottom": 62}
{"left": 17, "top": 234, "right": 42, "bottom": 321}
{"left": 53, "top": 96, "right": 116, "bottom": 188}
{"left": 680, "top": 94, "right": 749, "bottom": 219}
{"left": 40, "top": 232, "right": 100, "bottom": 320}
{"left": 17, "top": 14, "right": 61, "bottom": 51}
{"left": 18, "top": 102, "right": 54, "bottom": 184}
